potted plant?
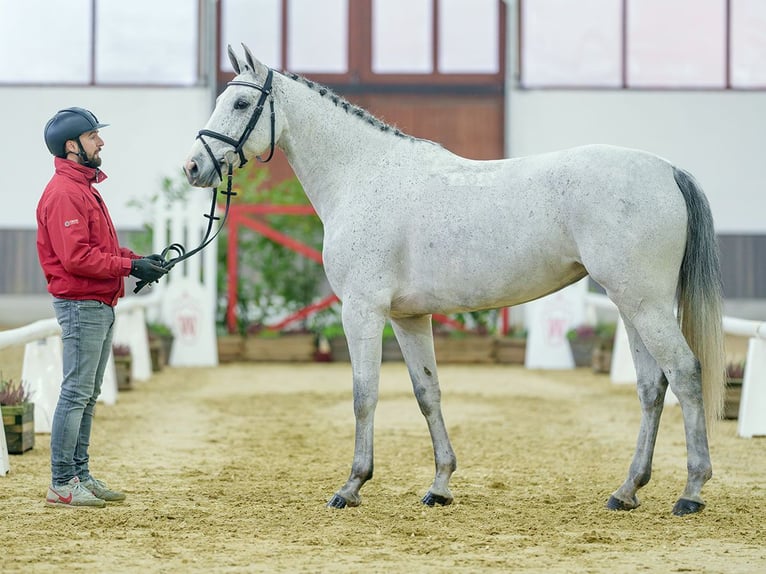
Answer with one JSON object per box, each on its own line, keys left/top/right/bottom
{"left": 381, "top": 323, "right": 404, "bottom": 362}
{"left": 0, "top": 377, "right": 34, "bottom": 454}
{"left": 112, "top": 344, "right": 133, "bottom": 391}
{"left": 591, "top": 322, "right": 617, "bottom": 373}
{"left": 322, "top": 322, "right": 349, "bottom": 362}
{"left": 724, "top": 360, "right": 745, "bottom": 420}
{"left": 221, "top": 166, "right": 327, "bottom": 361}
{"left": 433, "top": 310, "right": 497, "bottom": 364}
{"left": 566, "top": 324, "right": 598, "bottom": 367}
{"left": 494, "top": 327, "right": 527, "bottom": 364}
{"left": 146, "top": 321, "right": 174, "bottom": 371}
{"left": 242, "top": 323, "right": 318, "bottom": 362}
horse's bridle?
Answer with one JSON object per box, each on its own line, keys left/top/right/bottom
{"left": 197, "top": 68, "right": 276, "bottom": 180}
{"left": 133, "top": 69, "right": 276, "bottom": 293}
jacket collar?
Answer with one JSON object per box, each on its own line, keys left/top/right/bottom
{"left": 54, "top": 156, "right": 108, "bottom": 185}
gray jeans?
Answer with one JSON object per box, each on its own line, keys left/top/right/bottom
{"left": 51, "top": 298, "right": 115, "bottom": 486}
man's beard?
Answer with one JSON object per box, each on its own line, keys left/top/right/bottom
{"left": 84, "top": 152, "right": 102, "bottom": 168}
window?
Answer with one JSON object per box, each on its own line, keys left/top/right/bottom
{"left": 219, "top": 0, "right": 505, "bottom": 87}
{"left": 221, "top": 0, "right": 283, "bottom": 71}
{"left": 372, "top": 0, "right": 433, "bottom": 74}
{"left": 0, "top": 0, "right": 92, "bottom": 84}
{"left": 521, "top": 0, "right": 622, "bottom": 88}
{"left": 626, "top": 0, "right": 726, "bottom": 88}
{"left": 520, "top": 0, "right": 766, "bottom": 90}
{"left": 731, "top": 0, "right": 766, "bottom": 88}
{"left": 0, "top": 0, "right": 200, "bottom": 86}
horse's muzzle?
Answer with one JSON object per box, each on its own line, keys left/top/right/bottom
{"left": 183, "top": 157, "right": 221, "bottom": 188}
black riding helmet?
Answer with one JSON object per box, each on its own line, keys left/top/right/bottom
{"left": 44, "top": 107, "right": 109, "bottom": 157}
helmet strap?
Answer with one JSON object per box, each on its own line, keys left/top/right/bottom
{"left": 70, "top": 137, "right": 98, "bottom": 168}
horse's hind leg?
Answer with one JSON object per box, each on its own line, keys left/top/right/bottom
{"left": 607, "top": 314, "right": 668, "bottom": 511}
{"left": 391, "top": 315, "right": 457, "bottom": 506}
{"left": 614, "top": 306, "right": 712, "bottom": 515}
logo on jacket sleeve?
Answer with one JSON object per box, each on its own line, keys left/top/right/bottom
{"left": 64, "top": 219, "right": 80, "bottom": 228}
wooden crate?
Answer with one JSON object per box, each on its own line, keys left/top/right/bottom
{"left": 217, "top": 335, "right": 244, "bottom": 363}
{"left": 724, "top": 380, "right": 742, "bottom": 420}
{"left": 114, "top": 356, "right": 132, "bottom": 390}
{"left": 434, "top": 335, "right": 494, "bottom": 364}
{"left": 592, "top": 347, "right": 613, "bottom": 373}
{"left": 493, "top": 338, "right": 526, "bottom": 364}
{"left": 2, "top": 402, "right": 35, "bottom": 454}
{"left": 243, "top": 334, "right": 316, "bottom": 362}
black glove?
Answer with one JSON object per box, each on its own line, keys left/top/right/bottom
{"left": 130, "top": 258, "right": 168, "bottom": 283}
{"left": 145, "top": 253, "right": 165, "bottom": 265}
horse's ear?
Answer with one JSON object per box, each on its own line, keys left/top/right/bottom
{"left": 242, "top": 43, "right": 256, "bottom": 71}
{"left": 227, "top": 44, "right": 241, "bottom": 75}
{"left": 240, "top": 43, "right": 268, "bottom": 77}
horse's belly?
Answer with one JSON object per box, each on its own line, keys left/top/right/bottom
{"left": 390, "top": 254, "right": 586, "bottom": 317}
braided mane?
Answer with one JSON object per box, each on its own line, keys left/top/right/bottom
{"left": 282, "top": 71, "right": 429, "bottom": 143}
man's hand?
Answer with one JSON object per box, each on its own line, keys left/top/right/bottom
{"left": 130, "top": 258, "right": 168, "bottom": 282}
{"left": 145, "top": 253, "right": 165, "bottom": 265}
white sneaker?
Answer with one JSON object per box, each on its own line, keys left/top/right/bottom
{"left": 81, "top": 476, "right": 126, "bottom": 502}
{"left": 45, "top": 476, "right": 106, "bottom": 508}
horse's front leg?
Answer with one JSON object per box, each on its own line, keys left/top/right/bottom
{"left": 392, "top": 315, "right": 456, "bottom": 506}
{"left": 326, "top": 306, "right": 386, "bottom": 509}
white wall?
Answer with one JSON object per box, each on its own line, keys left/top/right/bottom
{"left": 2, "top": 86, "right": 211, "bottom": 230}
{"left": 507, "top": 89, "right": 766, "bottom": 234}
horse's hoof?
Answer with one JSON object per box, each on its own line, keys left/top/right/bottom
{"left": 672, "top": 498, "right": 705, "bottom": 516}
{"left": 606, "top": 495, "right": 639, "bottom": 511}
{"left": 421, "top": 491, "right": 453, "bottom": 507}
{"left": 326, "top": 494, "right": 348, "bottom": 509}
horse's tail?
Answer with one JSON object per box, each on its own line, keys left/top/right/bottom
{"left": 673, "top": 166, "right": 726, "bottom": 426}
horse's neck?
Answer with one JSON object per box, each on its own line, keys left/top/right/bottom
{"left": 274, "top": 76, "right": 413, "bottom": 220}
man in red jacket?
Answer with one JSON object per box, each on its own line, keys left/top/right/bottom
{"left": 37, "top": 107, "right": 168, "bottom": 508}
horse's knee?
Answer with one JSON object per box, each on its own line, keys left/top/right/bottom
{"left": 412, "top": 381, "right": 441, "bottom": 417}
{"left": 352, "top": 385, "right": 379, "bottom": 419}
{"left": 637, "top": 381, "right": 665, "bottom": 407}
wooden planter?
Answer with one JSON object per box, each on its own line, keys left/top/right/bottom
{"left": 2, "top": 402, "right": 34, "bottom": 454}
{"left": 148, "top": 338, "right": 164, "bottom": 372}
{"left": 724, "top": 379, "right": 743, "bottom": 420}
{"left": 382, "top": 338, "right": 403, "bottom": 362}
{"left": 327, "top": 336, "right": 402, "bottom": 362}
{"left": 493, "top": 338, "right": 526, "bottom": 364}
{"left": 217, "top": 335, "right": 245, "bottom": 363}
{"left": 568, "top": 338, "right": 596, "bottom": 367}
{"left": 114, "top": 355, "right": 132, "bottom": 391}
{"left": 592, "top": 347, "right": 613, "bottom": 373}
{"left": 243, "top": 334, "right": 317, "bottom": 362}
{"left": 329, "top": 336, "right": 350, "bottom": 362}
{"left": 434, "top": 335, "right": 494, "bottom": 364}
{"left": 147, "top": 333, "right": 174, "bottom": 370}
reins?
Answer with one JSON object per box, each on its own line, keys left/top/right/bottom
{"left": 133, "top": 70, "right": 275, "bottom": 293}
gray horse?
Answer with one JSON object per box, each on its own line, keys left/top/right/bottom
{"left": 184, "top": 45, "right": 725, "bottom": 516}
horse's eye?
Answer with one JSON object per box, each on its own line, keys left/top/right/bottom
{"left": 234, "top": 98, "right": 249, "bottom": 110}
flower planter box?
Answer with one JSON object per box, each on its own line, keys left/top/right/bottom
{"left": 592, "top": 347, "right": 613, "bottom": 373}
{"left": 493, "top": 338, "right": 526, "bottom": 364}
{"left": 382, "top": 338, "right": 403, "bottom": 362}
{"left": 243, "top": 334, "right": 317, "bottom": 362}
{"left": 2, "top": 402, "right": 34, "bottom": 454}
{"left": 434, "top": 335, "right": 494, "bottom": 364}
{"left": 568, "top": 338, "right": 596, "bottom": 367}
{"left": 148, "top": 338, "right": 164, "bottom": 372}
{"left": 217, "top": 335, "right": 245, "bottom": 363}
{"left": 327, "top": 336, "right": 402, "bottom": 362}
{"left": 724, "top": 379, "right": 743, "bottom": 420}
{"left": 114, "top": 355, "right": 132, "bottom": 391}
{"left": 329, "top": 336, "right": 350, "bottom": 362}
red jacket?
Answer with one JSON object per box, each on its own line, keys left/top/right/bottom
{"left": 36, "top": 157, "right": 138, "bottom": 306}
